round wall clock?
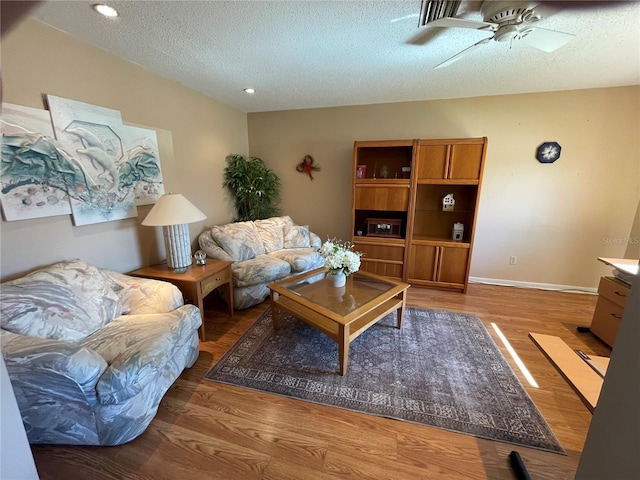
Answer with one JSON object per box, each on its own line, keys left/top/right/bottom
{"left": 536, "top": 142, "right": 561, "bottom": 163}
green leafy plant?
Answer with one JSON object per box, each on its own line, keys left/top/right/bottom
{"left": 222, "top": 154, "right": 281, "bottom": 221}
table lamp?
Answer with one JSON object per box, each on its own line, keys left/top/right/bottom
{"left": 142, "top": 193, "right": 206, "bottom": 272}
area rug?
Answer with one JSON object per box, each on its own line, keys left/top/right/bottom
{"left": 205, "top": 307, "right": 565, "bottom": 454}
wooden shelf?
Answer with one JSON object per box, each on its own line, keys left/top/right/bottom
{"left": 410, "top": 235, "right": 470, "bottom": 247}
{"left": 355, "top": 179, "right": 410, "bottom": 185}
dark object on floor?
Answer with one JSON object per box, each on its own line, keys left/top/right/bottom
{"left": 205, "top": 307, "right": 565, "bottom": 454}
{"left": 576, "top": 326, "right": 591, "bottom": 333}
{"left": 509, "top": 451, "right": 532, "bottom": 480}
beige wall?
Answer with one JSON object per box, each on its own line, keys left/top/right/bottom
{"left": 248, "top": 87, "right": 640, "bottom": 290}
{"left": 1, "top": 19, "right": 247, "bottom": 279}
{"left": 2, "top": 19, "right": 638, "bottom": 290}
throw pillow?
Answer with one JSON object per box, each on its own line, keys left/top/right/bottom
{"left": 211, "top": 221, "right": 266, "bottom": 262}
{"left": 284, "top": 224, "right": 311, "bottom": 248}
{"left": 254, "top": 218, "right": 285, "bottom": 252}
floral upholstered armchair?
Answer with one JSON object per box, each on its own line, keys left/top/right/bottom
{"left": 0, "top": 259, "right": 201, "bottom": 445}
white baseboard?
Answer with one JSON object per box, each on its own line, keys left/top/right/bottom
{"left": 469, "top": 276, "right": 598, "bottom": 295}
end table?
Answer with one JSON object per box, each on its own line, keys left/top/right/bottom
{"left": 129, "top": 260, "right": 233, "bottom": 341}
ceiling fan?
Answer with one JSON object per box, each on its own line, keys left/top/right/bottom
{"left": 419, "top": 1, "right": 598, "bottom": 68}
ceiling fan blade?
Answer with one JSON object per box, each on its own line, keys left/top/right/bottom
{"left": 427, "top": 16, "right": 496, "bottom": 30}
{"left": 406, "top": 27, "right": 447, "bottom": 46}
{"left": 521, "top": 27, "right": 576, "bottom": 52}
{"left": 434, "top": 37, "right": 492, "bottom": 69}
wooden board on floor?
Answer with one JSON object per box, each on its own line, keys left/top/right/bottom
{"left": 584, "top": 355, "right": 610, "bottom": 378}
{"left": 529, "top": 332, "right": 605, "bottom": 413}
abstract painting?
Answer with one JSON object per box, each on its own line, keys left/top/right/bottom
{"left": 1, "top": 97, "right": 166, "bottom": 226}
{"left": 47, "top": 95, "right": 138, "bottom": 226}
{"left": 120, "top": 124, "right": 164, "bottom": 206}
{"left": 0, "top": 103, "right": 72, "bottom": 221}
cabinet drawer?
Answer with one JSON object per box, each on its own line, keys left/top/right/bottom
{"left": 590, "top": 296, "right": 624, "bottom": 347}
{"left": 360, "top": 259, "right": 403, "bottom": 279}
{"left": 597, "top": 276, "right": 630, "bottom": 308}
{"left": 200, "top": 268, "right": 231, "bottom": 296}
{"left": 354, "top": 242, "right": 404, "bottom": 262}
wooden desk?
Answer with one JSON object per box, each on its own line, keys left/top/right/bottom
{"left": 129, "top": 261, "right": 233, "bottom": 341}
{"left": 589, "top": 257, "right": 636, "bottom": 347}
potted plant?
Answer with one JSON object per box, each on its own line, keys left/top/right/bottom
{"left": 222, "top": 154, "right": 281, "bottom": 221}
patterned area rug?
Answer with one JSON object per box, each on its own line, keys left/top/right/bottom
{"left": 205, "top": 307, "right": 564, "bottom": 454}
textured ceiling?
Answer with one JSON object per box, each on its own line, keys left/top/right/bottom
{"left": 31, "top": 0, "right": 640, "bottom": 113}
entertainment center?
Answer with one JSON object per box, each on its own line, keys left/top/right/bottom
{"left": 351, "top": 137, "right": 488, "bottom": 293}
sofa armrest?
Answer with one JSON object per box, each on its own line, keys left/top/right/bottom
{"left": 81, "top": 305, "right": 202, "bottom": 405}
{"left": 310, "top": 231, "right": 322, "bottom": 249}
{"left": 198, "top": 230, "right": 233, "bottom": 261}
{"left": 1, "top": 330, "right": 108, "bottom": 407}
{"left": 104, "top": 270, "right": 184, "bottom": 314}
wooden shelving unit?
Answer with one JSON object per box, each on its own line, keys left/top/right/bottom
{"left": 351, "top": 137, "right": 488, "bottom": 292}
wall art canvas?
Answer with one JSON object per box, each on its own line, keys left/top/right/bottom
{"left": 121, "top": 124, "right": 164, "bottom": 206}
{"left": 0, "top": 103, "right": 73, "bottom": 221}
{"left": 47, "top": 95, "right": 138, "bottom": 226}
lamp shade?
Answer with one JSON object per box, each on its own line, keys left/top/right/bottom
{"left": 142, "top": 193, "right": 206, "bottom": 226}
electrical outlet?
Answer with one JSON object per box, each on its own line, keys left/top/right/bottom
{"left": 509, "top": 256, "right": 517, "bottom": 265}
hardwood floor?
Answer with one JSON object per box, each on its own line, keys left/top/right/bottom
{"left": 31, "top": 283, "right": 609, "bottom": 479}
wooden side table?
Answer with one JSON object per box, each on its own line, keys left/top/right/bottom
{"left": 129, "top": 260, "right": 234, "bottom": 341}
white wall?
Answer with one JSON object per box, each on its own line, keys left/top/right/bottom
{"left": 248, "top": 87, "right": 640, "bottom": 290}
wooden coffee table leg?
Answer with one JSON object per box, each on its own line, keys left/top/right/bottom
{"left": 338, "top": 325, "right": 349, "bottom": 375}
{"left": 396, "top": 292, "right": 407, "bottom": 329}
{"left": 270, "top": 292, "right": 280, "bottom": 330}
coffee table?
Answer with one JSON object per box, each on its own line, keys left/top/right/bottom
{"left": 268, "top": 268, "right": 409, "bottom": 375}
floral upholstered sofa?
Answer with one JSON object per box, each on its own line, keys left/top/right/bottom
{"left": 198, "top": 215, "right": 324, "bottom": 309}
{"left": 0, "top": 259, "right": 201, "bottom": 445}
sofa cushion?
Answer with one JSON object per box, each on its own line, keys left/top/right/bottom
{"left": 211, "top": 221, "right": 265, "bottom": 262}
{"left": 284, "top": 224, "right": 311, "bottom": 248}
{"left": 269, "top": 248, "right": 325, "bottom": 273}
{"left": 82, "top": 305, "right": 201, "bottom": 405}
{"left": 0, "top": 260, "right": 122, "bottom": 342}
{"left": 254, "top": 218, "right": 285, "bottom": 252}
{"left": 198, "top": 230, "right": 233, "bottom": 262}
{"left": 232, "top": 255, "right": 291, "bottom": 288}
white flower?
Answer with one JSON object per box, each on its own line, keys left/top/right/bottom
{"left": 319, "top": 238, "right": 362, "bottom": 276}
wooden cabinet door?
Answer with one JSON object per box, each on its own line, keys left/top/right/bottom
{"left": 449, "top": 144, "right": 483, "bottom": 180}
{"left": 416, "top": 142, "right": 484, "bottom": 180}
{"left": 355, "top": 186, "right": 409, "bottom": 211}
{"left": 407, "top": 244, "right": 438, "bottom": 281}
{"left": 408, "top": 244, "right": 468, "bottom": 286}
{"left": 415, "top": 144, "right": 448, "bottom": 180}
{"left": 438, "top": 246, "right": 469, "bottom": 285}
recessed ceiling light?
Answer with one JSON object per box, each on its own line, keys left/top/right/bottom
{"left": 93, "top": 4, "right": 119, "bottom": 18}
{"left": 243, "top": 88, "right": 256, "bottom": 94}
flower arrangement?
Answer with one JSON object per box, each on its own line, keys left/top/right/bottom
{"left": 318, "top": 238, "right": 363, "bottom": 276}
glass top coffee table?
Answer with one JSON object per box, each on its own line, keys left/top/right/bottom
{"left": 268, "top": 268, "right": 410, "bottom": 375}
